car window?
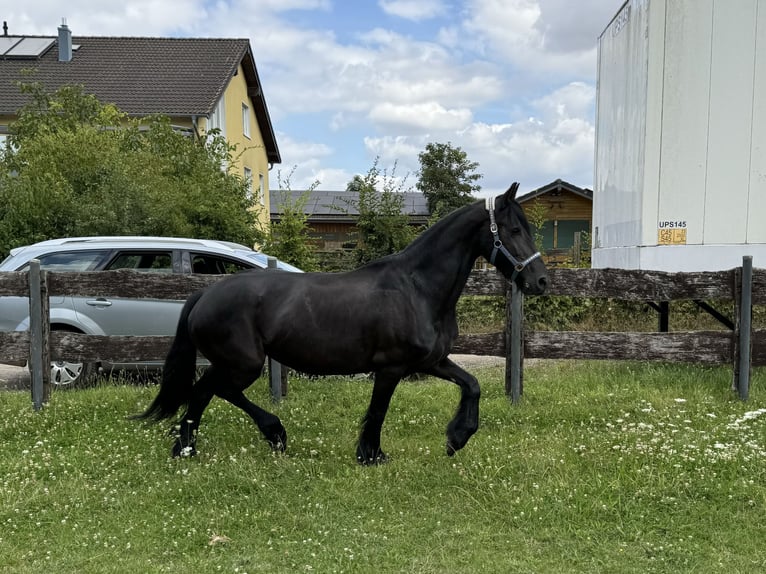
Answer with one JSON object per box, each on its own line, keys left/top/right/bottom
{"left": 105, "top": 251, "right": 173, "bottom": 273}
{"left": 190, "top": 253, "right": 253, "bottom": 275}
{"left": 17, "top": 250, "right": 108, "bottom": 272}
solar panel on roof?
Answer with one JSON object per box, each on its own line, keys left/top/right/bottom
{"left": 0, "top": 37, "right": 21, "bottom": 55}
{"left": 4, "top": 37, "right": 54, "bottom": 58}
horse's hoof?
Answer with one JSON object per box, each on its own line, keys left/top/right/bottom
{"left": 268, "top": 437, "right": 287, "bottom": 453}
{"left": 266, "top": 425, "right": 288, "bottom": 453}
{"left": 356, "top": 445, "right": 389, "bottom": 465}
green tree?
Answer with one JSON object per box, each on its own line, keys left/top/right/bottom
{"left": 416, "top": 141, "right": 482, "bottom": 219}
{"left": 345, "top": 159, "right": 416, "bottom": 266}
{"left": 260, "top": 167, "right": 318, "bottom": 271}
{"left": 0, "top": 83, "right": 259, "bottom": 258}
{"left": 345, "top": 174, "right": 365, "bottom": 193}
{"left": 525, "top": 199, "right": 550, "bottom": 255}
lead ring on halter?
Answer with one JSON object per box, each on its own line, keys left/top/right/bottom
{"left": 485, "top": 196, "right": 541, "bottom": 280}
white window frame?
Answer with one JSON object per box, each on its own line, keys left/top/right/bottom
{"left": 244, "top": 167, "right": 253, "bottom": 201}
{"left": 208, "top": 97, "right": 225, "bottom": 138}
{"left": 259, "top": 173, "right": 265, "bottom": 206}
{"left": 242, "top": 103, "right": 251, "bottom": 139}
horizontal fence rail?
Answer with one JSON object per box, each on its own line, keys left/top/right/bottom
{"left": 1, "top": 258, "right": 763, "bottom": 410}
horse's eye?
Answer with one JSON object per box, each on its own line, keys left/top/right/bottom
{"left": 511, "top": 227, "right": 522, "bottom": 235}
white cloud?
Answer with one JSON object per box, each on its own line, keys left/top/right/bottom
{"left": 473, "top": 82, "right": 595, "bottom": 192}
{"left": 462, "top": 0, "right": 606, "bottom": 79}
{"left": 365, "top": 135, "right": 424, "bottom": 174}
{"left": 369, "top": 102, "right": 473, "bottom": 132}
{"left": 379, "top": 0, "right": 447, "bottom": 21}
{"left": 8, "top": 1, "right": 204, "bottom": 36}
{"left": 361, "top": 80, "right": 596, "bottom": 195}
{"left": 532, "top": 82, "right": 597, "bottom": 123}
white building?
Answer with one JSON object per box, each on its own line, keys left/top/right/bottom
{"left": 593, "top": 0, "right": 766, "bottom": 271}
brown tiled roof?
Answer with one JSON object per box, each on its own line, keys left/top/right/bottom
{"left": 0, "top": 35, "right": 280, "bottom": 163}
{"left": 518, "top": 179, "right": 592, "bottom": 202}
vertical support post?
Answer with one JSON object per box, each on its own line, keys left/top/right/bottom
{"left": 28, "top": 260, "right": 44, "bottom": 410}
{"left": 267, "top": 257, "right": 285, "bottom": 402}
{"left": 658, "top": 301, "right": 669, "bottom": 332}
{"left": 737, "top": 256, "right": 753, "bottom": 401}
{"left": 40, "top": 271, "right": 51, "bottom": 404}
{"left": 573, "top": 231, "right": 582, "bottom": 267}
{"left": 506, "top": 282, "right": 524, "bottom": 404}
{"left": 732, "top": 266, "right": 742, "bottom": 392}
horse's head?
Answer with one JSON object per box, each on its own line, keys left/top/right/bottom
{"left": 483, "top": 183, "right": 549, "bottom": 295}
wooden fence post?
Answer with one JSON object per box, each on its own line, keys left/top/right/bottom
{"left": 506, "top": 282, "right": 524, "bottom": 404}
{"left": 267, "top": 257, "right": 286, "bottom": 402}
{"left": 737, "top": 256, "right": 753, "bottom": 400}
{"left": 28, "top": 260, "right": 51, "bottom": 410}
{"left": 573, "top": 232, "right": 582, "bottom": 267}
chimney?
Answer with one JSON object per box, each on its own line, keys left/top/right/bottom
{"left": 58, "top": 18, "right": 72, "bottom": 62}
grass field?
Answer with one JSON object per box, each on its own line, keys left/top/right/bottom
{"left": 1, "top": 361, "right": 765, "bottom": 573}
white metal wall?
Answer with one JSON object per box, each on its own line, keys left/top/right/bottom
{"left": 594, "top": 0, "right": 766, "bottom": 270}
{"left": 593, "top": 0, "right": 649, "bottom": 250}
{"left": 750, "top": 3, "right": 766, "bottom": 244}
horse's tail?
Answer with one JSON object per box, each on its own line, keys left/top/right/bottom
{"left": 132, "top": 289, "right": 205, "bottom": 422}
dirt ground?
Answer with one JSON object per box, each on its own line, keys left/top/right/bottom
{"left": 0, "top": 355, "right": 506, "bottom": 391}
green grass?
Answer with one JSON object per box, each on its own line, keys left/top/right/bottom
{"left": 1, "top": 362, "right": 765, "bottom": 573}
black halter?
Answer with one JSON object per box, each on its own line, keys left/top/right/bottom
{"left": 485, "top": 196, "right": 541, "bottom": 280}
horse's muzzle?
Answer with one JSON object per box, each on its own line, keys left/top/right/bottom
{"left": 523, "top": 274, "right": 549, "bottom": 295}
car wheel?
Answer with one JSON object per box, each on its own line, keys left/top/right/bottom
{"left": 50, "top": 359, "right": 95, "bottom": 387}
{"left": 49, "top": 326, "right": 100, "bottom": 388}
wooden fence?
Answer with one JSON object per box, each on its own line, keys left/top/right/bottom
{"left": 454, "top": 256, "right": 763, "bottom": 402}
{"left": 1, "top": 257, "right": 762, "bottom": 410}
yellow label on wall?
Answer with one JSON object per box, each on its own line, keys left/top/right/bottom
{"left": 658, "top": 225, "right": 687, "bottom": 245}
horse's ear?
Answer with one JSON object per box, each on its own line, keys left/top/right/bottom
{"left": 503, "top": 182, "right": 520, "bottom": 202}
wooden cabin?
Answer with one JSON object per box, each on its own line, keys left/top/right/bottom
{"left": 518, "top": 179, "right": 593, "bottom": 266}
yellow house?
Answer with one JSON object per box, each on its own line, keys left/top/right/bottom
{"left": 0, "top": 22, "right": 281, "bottom": 230}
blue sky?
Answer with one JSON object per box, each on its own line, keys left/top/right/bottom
{"left": 11, "top": 0, "right": 623, "bottom": 196}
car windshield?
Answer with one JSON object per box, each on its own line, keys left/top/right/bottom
{"left": 244, "top": 252, "right": 303, "bottom": 273}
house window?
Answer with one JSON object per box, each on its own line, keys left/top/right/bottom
{"left": 242, "top": 103, "right": 250, "bottom": 138}
{"left": 244, "top": 167, "right": 253, "bottom": 200}
{"left": 259, "top": 173, "right": 265, "bottom": 206}
{"left": 557, "top": 220, "right": 590, "bottom": 249}
{"left": 531, "top": 219, "right": 590, "bottom": 251}
{"left": 208, "top": 98, "right": 225, "bottom": 137}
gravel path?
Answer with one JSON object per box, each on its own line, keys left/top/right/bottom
{"left": 0, "top": 363, "right": 28, "bottom": 390}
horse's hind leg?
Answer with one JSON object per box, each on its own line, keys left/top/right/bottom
{"left": 216, "top": 385, "right": 287, "bottom": 452}
{"left": 172, "top": 366, "right": 221, "bottom": 457}
{"left": 357, "top": 369, "right": 403, "bottom": 465}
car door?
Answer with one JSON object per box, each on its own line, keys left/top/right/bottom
{"left": 0, "top": 249, "right": 110, "bottom": 332}
{"left": 72, "top": 249, "right": 184, "bottom": 336}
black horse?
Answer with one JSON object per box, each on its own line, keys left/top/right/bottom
{"left": 135, "top": 183, "right": 548, "bottom": 464}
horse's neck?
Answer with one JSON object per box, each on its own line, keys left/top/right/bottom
{"left": 401, "top": 203, "right": 485, "bottom": 311}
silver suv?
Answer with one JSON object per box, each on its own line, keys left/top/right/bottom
{"left": 0, "top": 236, "right": 301, "bottom": 386}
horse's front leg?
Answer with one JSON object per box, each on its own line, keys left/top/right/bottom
{"left": 357, "top": 369, "right": 402, "bottom": 465}
{"left": 425, "top": 358, "right": 481, "bottom": 456}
